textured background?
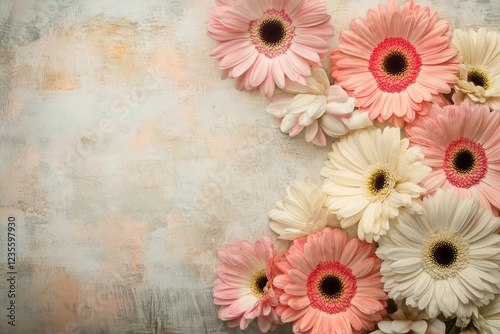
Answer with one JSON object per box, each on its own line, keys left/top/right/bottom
{"left": 0, "top": 0, "right": 498, "bottom": 333}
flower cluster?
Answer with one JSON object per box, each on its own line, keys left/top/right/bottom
{"left": 207, "top": 0, "right": 500, "bottom": 333}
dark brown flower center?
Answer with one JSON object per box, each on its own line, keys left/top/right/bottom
{"left": 453, "top": 149, "right": 475, "bottom": 173}
{"left": 444, "top": 137, "right": 488, "bottom": 188}
{"left": 256, "top": 275, "right": 268, "bottom": 293}
{"left": 307, "top": 261, "right": 357, "bottom": 314}
{"left": 249, "top": 9, "right": 295, "bottom": 58}
{"left": 259, "top": 19, "right": 285, "bottom": 45}
{"left": 384, "top": 52, "right": 407, "bottom": 76}
{"left": 319, "top": 275, "right": 343, "bottom": 299}
{"left": 369, "top": 37, "right": 422, "bottom": 93}
{"left": 432, "top": 242, "right": 457, "bottom": 267}
{"left": 251, "top": 270, "right": 268, "bottom": 296}
{"left": 365, "top": 165, "right": 396, "bottom": 202}
{"left": 372, "top": 173, "right": 387, "bottom": 192}
{"left": 468, "top": 71, "right": 487, "bottom": 88}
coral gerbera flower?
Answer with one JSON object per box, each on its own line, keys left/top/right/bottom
{"left": 266, "top": 67, "right": 372, "bottom": 146}
{"left": 330, "top": 0, "right": 459, "bottom": 127}
{"left": 321, "top": 127, "right": 431, "bottom": 242}
{"left": 206, "top": 0, "right": 335, "bottom": 98}
{"left": 377, "top": 190, "right": 500, "bottom": 320}
{"left": 273, "top": 228, "right": 387, "bottom": 334}
{"left": 213, "top": 237, "right": 281, "bottom": 332}
{"left": 452, "top": 28, "right": 500, "bottom": 109}
{"left": 405, "top": 100, "right": 500, "bottom": 214}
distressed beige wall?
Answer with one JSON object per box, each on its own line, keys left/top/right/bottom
{"left": 0, "top": 0, "right": 498, "bottom": 333}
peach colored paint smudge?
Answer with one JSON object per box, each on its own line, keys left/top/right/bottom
{"left": 42, "top": 68, "right": 78, "bottom": 91}
{"left": 37, "top": 269, "right": 80, "bottom": 333}
{"left": 14, "top": 15, "right": 171, "bottom": 93}
{"left": 32, "top": 30, "right": 86, "bottom": 92}
{"left": 81, "top": 16, "right": 145, "bottom": 81}
{"left": 190, "top": 249, "right": 216, "bottom": 272}
{"left": 94, "top": 214, "right": 149, "bottom": 283}
{"left": 134, "top": 124, "right": 153, "bottom": 151}
{"left": 22, "top": 148, "right": 42, "bottom": 169}
{"left": 79, "top": 16, "right": 171, "bottom": 86}
{"left": 151, "top": 47, "right": 191, "bottom": 86}
{"left": 5, "top": 92, "right": 23, "bottom": 120}
{"left": 145, "top": 116, "right": 196, "bottom": 160}
{"left": 33, "top": 267, "right": 127, "bottom": 332}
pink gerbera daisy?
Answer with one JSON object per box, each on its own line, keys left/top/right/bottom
{"left": 207, "top": 0, "right": 335, "bottom": 98}
{"left": 273, "top": 228, "right": 387, "bottom": 334}
{"left": 331, "top": 0, "right": 459, "bottom": 127}
{"left": 213, "top": 237, "right": 281, "bottom": 332}
{"left": 405, "top": 100, "right": 500, "bottom": 214}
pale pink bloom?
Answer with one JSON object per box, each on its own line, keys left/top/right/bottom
{"left": 331, "top": 0, "right": 459, "bottom": 127}
{"left": 405, "top": 100, "right": 500, "bottom": 214}
{"left": 207, "top": 0, "right": 335, "bottom": 98}
{"left": 266, "top": 67, "right": 372, "bottom": 146}
{"left": 273, "top": 228, "right": 387, "bottom": 334}
{"left": 213, "top": 237, "right": 281, "bottom": 332}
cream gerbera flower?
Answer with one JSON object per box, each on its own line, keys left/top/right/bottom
{"left": 452, "top": 28, "right": 500, "bottom": 109}
{"left": 268, "top": 178, "right": 353, "bottom": 240}
{"left": 377, "top": 190, "right": 500, "bottom": 320}
{"left": 468, "top": 293, "right": 500, "bottom": 334}
{"left": 321, "top": 127, "right": 431, "bottom": 242}
{"left": 460, "top": 326, "right": 479, "bottom": 334}
{"left": 372, "top": 300, "right": 445, "bottom": 334}
{"left": 266, "top": 67, "right": 372, "bottom": 146}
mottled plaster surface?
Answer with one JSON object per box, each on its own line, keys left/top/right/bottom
{"left": 0, "top": 0, "right": 498, "bottom": 333}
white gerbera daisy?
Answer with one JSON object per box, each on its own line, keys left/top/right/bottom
{"left": 469, "top": 293, "right": 500, "bottom": 334}
{"left": 372, "top": 300, "right": 445, "bottom": 334}
{"left": 266, "top": 67, "right": 372, "bottom": 146}
{"left": 377, "top": 190, "right": 500, "bottom": 320}
{"left": 452, "top": 28, "right": 500, "bottom": 109}
{"left": 268, "top": 178, "right": 350, "bottom": 240}
{"left": 321, "top": 127, "right": 431, "bottom": 242}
